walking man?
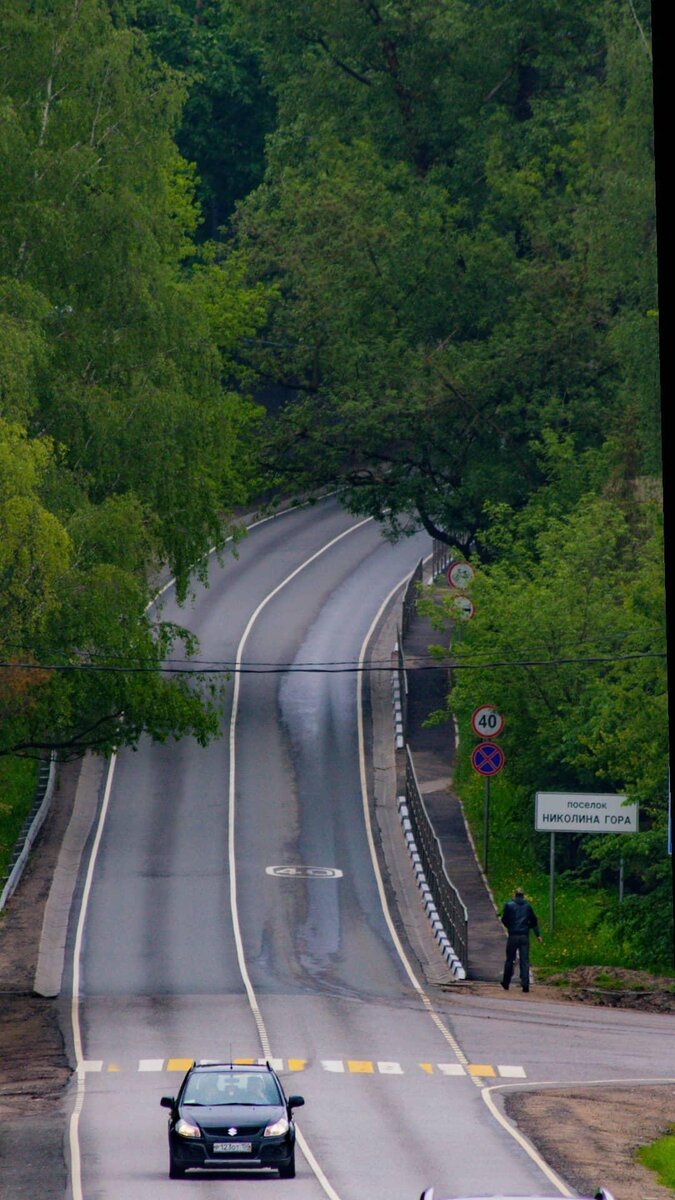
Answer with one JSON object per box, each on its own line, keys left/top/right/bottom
{"left": 500, "top": 887, "right": 542, "bottom": 992}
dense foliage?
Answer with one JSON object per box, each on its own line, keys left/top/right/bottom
{"left": 426, "top": 485, "right": 669, "bottom": 969}
{"left": 0, "top": 0, "right": 665, "bottom": 963}
{"left": 218, "top": 0, "right": 664, "bottom": 965}
{"left": 231, "top": 0, "right": 659, "bottom": 551}
{"left": 0, "top": 0, "right": 266, "bottom": 758}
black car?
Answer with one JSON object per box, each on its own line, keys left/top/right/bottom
{"left": 161, "top": 1061, "right": 304, "bottom": 1180}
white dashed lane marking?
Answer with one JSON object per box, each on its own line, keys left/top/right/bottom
{"left": 82, "top": 1058, "right": 527, "bottom": 1079}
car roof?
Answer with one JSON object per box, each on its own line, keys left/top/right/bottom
{"left": 191, "top": 1061, "right": 276, "bottom": 1073}
{"left": 420, "top": 1192, "right": 614, "bottom": 1200}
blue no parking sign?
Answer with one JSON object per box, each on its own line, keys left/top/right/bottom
{"left": 471, "top": 741, "right": 506, "bottom": 776}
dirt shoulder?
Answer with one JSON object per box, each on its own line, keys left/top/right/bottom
{"left": 0, "top": 762, "right": 78, "bottom": 1119}
{"left": 507, "top": 1085, "right": 675, "bottom": 1200}
{"left": 1, "top": 761, "right": 673, "bottom": 1199}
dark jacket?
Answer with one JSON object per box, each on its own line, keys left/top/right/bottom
{"left": 501, "top": 896, "right": 540, "bottom": 938}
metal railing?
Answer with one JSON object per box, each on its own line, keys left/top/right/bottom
{"left": 401, "top": 557, "right": 423, "bottom": 638}
{"left": 394, "top": 557, "right": 469, "bottom": 973}
{"left": 405, "top": 747, "right": 468, "bottom": 970}
{"left": 432, "top": 539, "right": 452, "bottom": 580}
{"left": 395, "top": 627, "right": 407, "bottom": 737}
{"left": 0, "top": 755, "right": 56, "bottom": 912}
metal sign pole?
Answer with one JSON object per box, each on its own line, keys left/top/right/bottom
{"left": 619, "top": 856, "right": 624, "bottom": 904}
{"left": 483, "top": 777, "right": 490, "bottom": 872}
{"left": 549, "top": 832, "right": 555, "bottom": 934}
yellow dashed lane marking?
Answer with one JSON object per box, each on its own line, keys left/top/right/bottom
{"left": 91, "top": 1056, "right": 524, "bottom": 1079}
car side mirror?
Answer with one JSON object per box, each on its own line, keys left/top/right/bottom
{"left": 160, "top": 1096, "right": 175, "bottom": 1109}
{"left": 288, "top": 1095, "right": 305, "bottom": 1109}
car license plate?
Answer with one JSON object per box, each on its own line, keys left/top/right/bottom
{"left": 213, "top": 1142, "right": 252, "bottom": 1154}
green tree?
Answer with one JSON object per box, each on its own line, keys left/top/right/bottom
{"left": 433, "top": 491, "right": 668, "bottom": 966}
{"left": 0, "top": 0, "right": 268, "bottom": 758}
{"left": 0, "top": 419, "right": 221, "bottom": 759}
{"left": 132, "top": 0, "right": 275, "bottom": 235}
{"left": 230, "top": 0, "right": 656, "bottom": 553}
{"left": 1, "top": 0, "right": 267, "bottom": 594}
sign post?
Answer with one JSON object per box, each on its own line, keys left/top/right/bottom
{"left": 471, "top": 732, "right": 505, "bottom": 872}
{"left": 535, "top": 792, "right": 639, "bottom": 933}
{"left": 549, "top": 832, "right": 555, "bottom": 933}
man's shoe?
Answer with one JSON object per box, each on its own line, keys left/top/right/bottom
{"left": 500, "top": 981, "right": 509, "bottom": 990}
{"left": 522, "top": 986, "right": 529, "bottom": 992}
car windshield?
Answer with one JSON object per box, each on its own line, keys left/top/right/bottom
{"left": 183, "top": 1071, "right": 281, "bottom": 1107}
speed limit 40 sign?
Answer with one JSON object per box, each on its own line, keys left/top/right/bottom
{"left": 471, "top": 705, "right": 504, "bottom": 739}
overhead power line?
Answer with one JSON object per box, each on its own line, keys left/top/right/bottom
{"left": 0, "top": 651, "right": 666, "bottom": 676}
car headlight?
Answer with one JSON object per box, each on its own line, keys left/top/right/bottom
{"left": 176, "top": 1117, "right": 201, "bottom": 1138}
{"left": 264, "top": 1115, "right": 289, "bottom": 1137}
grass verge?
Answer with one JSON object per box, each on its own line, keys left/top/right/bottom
{"left": 454, "top": 757, "right": 635, "bottom": 973}
{"left": 0, "top": 757, "right": 39, "bottom": 883}
{"left": 636, "top": 1128, "right": 675, "bottom": 1191}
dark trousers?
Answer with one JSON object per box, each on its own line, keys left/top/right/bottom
{"left": 502, "top": 934, "right": 530, "bottom": 989}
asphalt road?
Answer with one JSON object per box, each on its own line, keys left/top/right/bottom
{"left": 60, "top": 499, "right": 675, "bottom": 1200}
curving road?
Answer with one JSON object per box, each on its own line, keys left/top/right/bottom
{"left": 61, "top": 498, "right": 675, "bottom": 1200}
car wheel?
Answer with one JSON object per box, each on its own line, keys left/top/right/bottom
{"left": 279, "top": 1150, "right": 296, "bottom": 1179}
{"left": 169, "top": 1153, "right": 186, "bottom": 1179}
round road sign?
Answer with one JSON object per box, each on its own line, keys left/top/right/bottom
{"left": 471, "top": 705, "right": 505, "bottom": 739}
{"left": 471, "top": 742, "right": 506, "bottom": 777}
{"left": 446, "top": 561, "right": 475, "bottom": 590}
{"left": 451, "top": 594, "right": 475, "bottom": 620}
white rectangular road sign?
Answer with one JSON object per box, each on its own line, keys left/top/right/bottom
{"left": 535, "top": 792, "right": 638, "bottom": 833}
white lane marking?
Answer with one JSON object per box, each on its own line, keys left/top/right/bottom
{"left": 67, "top": 504, "right": 354, "bottom": 1200}
{"left": 228, "top": 515, "right": 373, "bottom": 1198}
{"left": 69, "top": 752, "right": 117, "bottom": 1200}
{"left": 69, "top": 1055, "right": 530, "bottom": 1077}
{"left": 356, "top": 571, "right": 570, "bottom": 1195}
{"left": 480, "top": 1084, "right": 578, "bottom": 1197}
{"left": 295, "top": 1127, "right": 342, "bottom": 1200}
{"left": 152, "top": 497, "right": 318, "bottom": 602}
{"left": 356, "top": 571, "right": 468, "bottom": 1073}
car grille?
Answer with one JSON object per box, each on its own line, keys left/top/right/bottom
{"left": 205, "top": 1124, "right": 264, "bottom": 1137}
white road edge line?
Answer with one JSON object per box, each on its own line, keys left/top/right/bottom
{"left": 481, "top": 1075, "right": 675, "bottom": 1197}
{"left": 228, "top": 515, "right": 373, "bottom": 1200}
{"left": 69, "top": 751, "right": 117, "bottom": 1200}
{"left": 357, "top": 568, "right": 468, "bottom": 1066}
{"left": 66, "top": 498, "right": 347, "bottom": 1200}
{"left": 356, "top": 572, "right": 570, "bottom": 1197}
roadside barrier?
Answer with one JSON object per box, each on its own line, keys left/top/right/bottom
{"left": 390, "top": 554, "right": 469, "bottom": 978}
{"left": 0, "top": 755, "right": 56, "bottom": 913}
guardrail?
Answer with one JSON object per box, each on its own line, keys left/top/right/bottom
{"left": 390, "top": 555, "right": 469, "bottom": 975}
{"left": 431, "top": 539, "right": 452, "bottom": 580}
{"left": 394, "top": 627, "right": 407, "bottom": 744}
{"left": 404, "top": 748, "right": 468, "bottom": 971}
{"left": 0, "top": 754, "right": 57, "bottom": 912}
{"left": 402, "top": 558, "right": 423, "bottom": 637}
